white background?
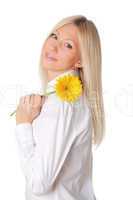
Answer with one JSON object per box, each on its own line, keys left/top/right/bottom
{"left": 0, "top": 0, "right": 132, "bottom": 199}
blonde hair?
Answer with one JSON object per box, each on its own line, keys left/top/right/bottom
{"left": 39, "top": 15, "right": 105, "bottom": 148}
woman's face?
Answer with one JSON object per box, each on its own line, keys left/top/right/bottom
{"left": 41, "top": 23, "right": 81, "bottom": 72}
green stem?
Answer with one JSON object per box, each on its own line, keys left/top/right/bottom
{"left": 10, "top": 91, "right": 55, "bottom": 117}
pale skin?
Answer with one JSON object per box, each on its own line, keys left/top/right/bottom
{"left": 16, "top": 23, "right": 82, "bottom": 125}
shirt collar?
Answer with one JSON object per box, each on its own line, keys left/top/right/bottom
{"left": 45, "top": 69, "right": 80, "bottom": 94}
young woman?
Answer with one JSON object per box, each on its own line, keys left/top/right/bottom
{"left": 15, "top": 15, "right": 105, "bottom": 200}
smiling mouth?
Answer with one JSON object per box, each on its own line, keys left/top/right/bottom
{"left": 45, "top": 53, "right": 57, "bottom": 62}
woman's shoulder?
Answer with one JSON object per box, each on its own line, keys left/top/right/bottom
{"left": 42, "top": 91, "right": 91, "bottom": 116}
{"left": 38, "top": 92, "right": 92, "bottom": 137}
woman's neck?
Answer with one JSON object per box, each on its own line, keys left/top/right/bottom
{"left": 46, "top": 69, "right": 74, "bottom": 82}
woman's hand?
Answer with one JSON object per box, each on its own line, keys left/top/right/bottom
{"left": 16, "top": 94, "right": 45, "bottom": 125}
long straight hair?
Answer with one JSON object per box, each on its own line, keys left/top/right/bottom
{"left": 39, "top": 15, "right": 105, "bottom": 148}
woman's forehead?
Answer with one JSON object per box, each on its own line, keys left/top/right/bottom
{"left": 55, "top": 24, "right": 79, "bottom": 46}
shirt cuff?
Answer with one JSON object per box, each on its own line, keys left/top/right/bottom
{"left": 15, "top": 122, "right": 34, "bottom": 144}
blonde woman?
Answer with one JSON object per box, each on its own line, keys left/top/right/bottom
{"left": 15, "top": 15, "right": 105, "bottom": 200}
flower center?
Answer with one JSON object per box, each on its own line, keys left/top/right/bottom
{"left": 64, "top": 86, "right": 68, "bottom": 90}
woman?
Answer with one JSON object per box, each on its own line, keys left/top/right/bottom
{"left": 15, "top": 15, "right": 105, "bottom": 200}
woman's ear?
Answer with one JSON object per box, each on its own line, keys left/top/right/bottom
{"left": 74, "top": 60, "right": 82, "bottom": 69}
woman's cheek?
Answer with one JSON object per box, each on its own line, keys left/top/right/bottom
{"left": 60, "top": 51, "right": 71, "bottom": 62}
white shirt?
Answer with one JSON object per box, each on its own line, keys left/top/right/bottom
{"left": 15, "top": 69, "right": 97, "bottom": 200}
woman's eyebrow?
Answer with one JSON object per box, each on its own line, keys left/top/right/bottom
{"left": 55, "top": 30, "right": 75, "bottom": 44}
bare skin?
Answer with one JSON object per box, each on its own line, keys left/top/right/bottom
{"left": 42, "top": 23, "right": 81, "bottom": 81}
{"left": 16, "top": 23, "right": 82, "bottom": 125}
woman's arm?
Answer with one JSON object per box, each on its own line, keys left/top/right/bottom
{"left": 15, "top": 95, "right": 91, "bottom": 196}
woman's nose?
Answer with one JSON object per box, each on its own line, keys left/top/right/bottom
{"left": 50, "top": 38, "right": 63, "bottom": 51}
{"left": 49, "top": 45, "right": 57, "bottom": 52}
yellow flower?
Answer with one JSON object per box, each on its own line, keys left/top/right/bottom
{"left": 55, "top": 74, "right": 83, "bottom": 102}
{"left": 10, "top": 74, "right": 83, "bottom": 117}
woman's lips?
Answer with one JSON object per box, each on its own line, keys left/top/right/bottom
{"left": 45, "top": 53, "right": 57, "bottom": 62}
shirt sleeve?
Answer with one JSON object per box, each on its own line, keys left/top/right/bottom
{"left": 15, "top": 95, "right": 90, "bottom": 196}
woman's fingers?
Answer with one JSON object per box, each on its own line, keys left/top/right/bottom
{"left": 16, "top": 94, "right": 43, "bottom": 124}
{"left": 27, "top": 94, "right": 42, "bottom": 108}
{"left": 19, "top": 96, "right": 25, "bottom": 104}
{"left": 41, "top": 96, "right": 45, "bottom": 106}
{"left": 19, "top": 94, "right": 43, "bottom": 108}
{"left": 24, "top": 95, "right": 31, "bottom": 105}
{"left": 34, "top": 94, "right": 41, "bottom": 104}
{"left": 30, "top": 94, "right": 35, "bottom": 105}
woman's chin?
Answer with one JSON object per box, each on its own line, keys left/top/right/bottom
{"left": 43, "top": 63, "right": 57, "bottom": 70}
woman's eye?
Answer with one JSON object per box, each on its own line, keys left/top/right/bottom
{"left": 49, "top": 33, "right": 57, "bottom": 39}
{"left": 49, "top": 33, "right": 73, "bottom": 49}
{"left": 65, "top": 43, "right": 73, "bottom": 49}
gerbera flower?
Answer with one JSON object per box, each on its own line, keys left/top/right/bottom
{"left": 55, "top": 74, "right": 83, "bottom": 102}
{"left": 10, "top": 74, "right": 83, "bottom": 116}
